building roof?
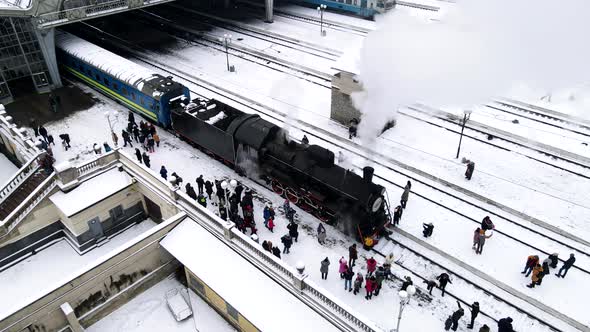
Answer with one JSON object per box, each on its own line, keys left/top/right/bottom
{"left": 160, "top": 219, "right": 342, "bottom": 332}
{"left": 49, "top": 168, "right": 133, "bottom": 217}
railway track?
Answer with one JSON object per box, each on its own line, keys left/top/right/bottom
{"left": 132, "top": 10, "right": 333, "bottom": 86}
{"left": 72, "top": 25, "right": 590, "bottom": 331}
{"left": 159, "top": 4, "right": 343, "bottom": 60}
{"left": 407, "top": 105, "right": 590, "bottom": 171}
{"left": 488, "top": 101, "right": 590, "bottom": 139}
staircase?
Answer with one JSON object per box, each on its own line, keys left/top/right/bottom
{"left": 0, "top": 170, "right": 48, "bottom": 220}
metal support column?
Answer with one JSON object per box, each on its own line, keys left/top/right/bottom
{"left": 264, "top": 0, "right": 273, "bottom": 23}
{"left": 33, "top": 26, "right": 62, "bottom": 90}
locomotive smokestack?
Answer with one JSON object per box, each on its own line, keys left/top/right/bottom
{"left": 363, "top": 166, "right": 374, "bottom": 183}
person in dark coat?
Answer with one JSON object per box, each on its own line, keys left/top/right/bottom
{"left": 196, "top": 175, "right": 204, "bottom": 194}
{"left": 30, "top": 118, "right": 38, "bottom": 136}
{"left": 348, "top": 243, "right": 358, "bottom": 267}
{"left": 393, "top": 205, "right": 402, "bottom": 226}
{"left": 122, "top": 130, "right": 132, "bottom": 147}
{"left": 556, "top": 253, "right": 576, "bottom": 278}
{"left": 301, "top": 135, "right": 309, "bottom": 146}
{"left": 142, "top": 152, "right": 150, "bottom": 168}
{"left": 478, "top": 325, "right": 490, "bottom": 332}
{"left": 287, "top": 221, "right": 299, "bottom": 242}
{"left": 132, "top": 126, "right": 140, "bottom": 142}
{"left": 262, "top": 240, "right": 270, "bottom": 252}
{"left": 481, "top": 216, "right": 495, "bottom": 231}
{"left": 348, "top": 118, "right": 358, "bottom": 139}
{"left": 344, "top": 266, "right": 354, "bottom": 291}
{"left": 103, "top": 142, "right": 112, "bottom": 152}
{"left": 186, "top": 183, "right": 197, "bottom": 200}
{"left": 235, "top": 183, "right": 244, "bottom": 202}
{"left": 272, "top": 246, "right": 281, "bottom": 259}
{"left": 281, "top": 234, "right": 293, "bottom": 254}
{"left": 135, "top": 148, "right": 142, "bottom": 164}
{"left": 219, "top": 205, "right": 228, "bottom": 221}
{"left": 448, "top": 301, "right": 464, "bottom": 331}
{"left": 467, "top": 302, "right": 480, "bottom": 329}
{"left": 423, "top": 279, "right": 437, "bottom": 295}
{"left": 540, "top": 257, "right": 551, "bottom": 282}
{"left": 400, "top": 276, "right": 413, "bottom": 291}
{"left": 353, "top": 273, "right": 364, "bottom": 295}
{"left": 548, "top": 253, "right": 559, "bottom": 269}
{"left": 373, "top": 266, "right": 385, "bottom": 296}
{"left": 320, "top": 257, "right": 330, "bottom": 280}
{"left": 423, "top": 222, "right": 434, "bottom": 237}
{"left": 128, "top": 111, "right": 135, "bottom": 124}
{"left": 437, "top": 273, "right": 452, "bottom": 296}
{"left": 465, "top": 161, "right": 475, "bottom": 180}
{"left": 205, "top": 180, "right": 214, "bottom": 199}
{"left": 38, "top": 126, "right": 48, "bottom": 142}
{"left": 160, "top": 166, "right": 167, "bottom": 180}
{"left": 400, "top": 181, "right": 411, "bottom": 208}
{"left": 497, "top": 317, "right": 514, "bottom": 332}
{"left": 47, "top": 135, "right": 55, "bottom": 146}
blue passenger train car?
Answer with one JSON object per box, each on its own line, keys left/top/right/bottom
{"left": 54, "top": 31, "right": 189, "bottom": 127}
{"left": 296, "top": 0, "right": 395, "bottom": 18}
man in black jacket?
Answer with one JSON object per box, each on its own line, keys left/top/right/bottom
{"left": 497, "top": 317, "right": 514, "bottom": 332}
{"left": 437, "top": 273, "right": 452, "bottom": 297}
{"left": 467, "top": 302, "right": 479, "bottom": 329}
{"left": 556, "top": 253, "right": 576, "bottom": 278}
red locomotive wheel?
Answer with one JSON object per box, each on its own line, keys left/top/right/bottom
{"left": 272, "top": 181, "right": 285, "bottom": 196}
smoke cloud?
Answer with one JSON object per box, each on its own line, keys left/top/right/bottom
{"left": 354, "top": 0, "right": 590, "bottom": 137}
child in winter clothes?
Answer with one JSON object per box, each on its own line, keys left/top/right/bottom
{"left": 339, "top": 257, "right": 348, "bottom": 279}
{"left": 353, "top": 273, "right": 364, "bottom": 295}
{"left": 266, "top": 217, "right": 275, "bottom": 232}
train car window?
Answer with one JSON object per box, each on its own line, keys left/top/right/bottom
{"left": 131, "top": 93, "right": 136, "bottom": 100}
{"left": 113, "top": 83, "right": 118, "bottom": 90}
{"left": 346, "top": 0, "right": 351, "bottom": 4}
{"left": 103, "top": 78, "right": 109, "bottom": 87}
{"left": 122, "top": 87, "right": 128, "bottom": 95}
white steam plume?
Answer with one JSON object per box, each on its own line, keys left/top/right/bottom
{"left": 354, "top": 0, "right": 590, "bottom": 138}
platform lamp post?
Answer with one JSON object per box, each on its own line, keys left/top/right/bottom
{"left": 221, "top": 34, "right": 232, "bottom": 72}
{"left": 104, "top": 110, "right": 118, "bottom": 146}
{"left": 455, "top": 109, "right": 472, "bottom": 159}
{"left": 317, "top": 4, "right": 327, "bottom": 36}
{"left": 220, "top": 179, "right": 237, "bottom": 224}
{"left": 392, "top": 285, "right": 416, "bottom": 332}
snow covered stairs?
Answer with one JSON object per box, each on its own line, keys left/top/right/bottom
{"left": 0, "top": 170, "right": 49, "bottom": 220}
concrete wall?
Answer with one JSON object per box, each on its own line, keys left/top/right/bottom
{"left": 0, "top": 214, "right": 184, "bottom": 332}
{"left": 330, "top": 71, "right": 362, "bottom": 126}
{"left": 60, "top": 184, "right": 143, "bottom": 237}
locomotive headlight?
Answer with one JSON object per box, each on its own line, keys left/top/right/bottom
{"left": 371, "top": 197, "right": 383, "bottom": 212}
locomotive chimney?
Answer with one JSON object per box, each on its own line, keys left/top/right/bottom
{"left": 363, "top": 166, "right": 374, "bottom": 183}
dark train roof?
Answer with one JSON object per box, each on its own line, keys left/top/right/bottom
{"left": 139, "top": 74, "right": 185, "bottom": 101}
{"left": 230, "top": 115, "right": 280, "bottom": 150}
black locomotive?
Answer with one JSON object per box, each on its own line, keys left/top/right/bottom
{"left": 170, "top": 98, "right": 391, "bottom": 241}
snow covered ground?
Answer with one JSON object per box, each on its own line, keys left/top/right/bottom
{"left": 0, "top": 218, "right": 157, "bottom": 320}
{"left": 0, "top": 153, "right": 18, "bottom": 186}
{"left": 87, "top": 274, "right": 236, "bottom": 332}
{"left": 29, "top": 85, "right": 561, "bottom": 331}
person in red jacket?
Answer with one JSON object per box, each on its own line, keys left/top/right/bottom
{"left": 365, "top": 276, "right": 376, "bottom": 300}
{"left": 521, "top": 255, "right": 539, "bottom": 277}
{"left": 266, "top": 216, "right": 275, "bottom": 233}
{"left": 366, "top": 257, "right": 377, "bottom": 275}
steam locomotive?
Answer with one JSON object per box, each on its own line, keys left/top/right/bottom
{"left": 55, "top": 31, "right": 391, "bottom": 244}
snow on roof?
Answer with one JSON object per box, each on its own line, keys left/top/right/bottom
{"left": 161, "top": 219, "right": 341, "bottom": 332}
{"left": 54, "top": 31, "right": 153, "bottom": 88}
{"left": 50, "top": 168, "right": 133, "bottom": 217}
{"left": 332, "top": 47, "right": 361, "bottom": 75}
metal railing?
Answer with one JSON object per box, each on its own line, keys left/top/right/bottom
{"left": 0, "top": 173, "right": 58, "bottom": 237}
{"left": 0, "top": 105, "right": 41, "bottom": 163}
{"left": 0, "top": 150, "right": 383, "bottom": 331}
{"left": 34, "top": 0, "right": 176, "bottom": 28}
{"left": 0, "top": 152, "right": 43, "bottom": 205}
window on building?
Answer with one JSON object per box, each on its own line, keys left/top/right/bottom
{"left": 189, "top": 274, "right": 205, "bottom": 295}
{"left": 109, "top": 205, "right": 124, "bottom": 221}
